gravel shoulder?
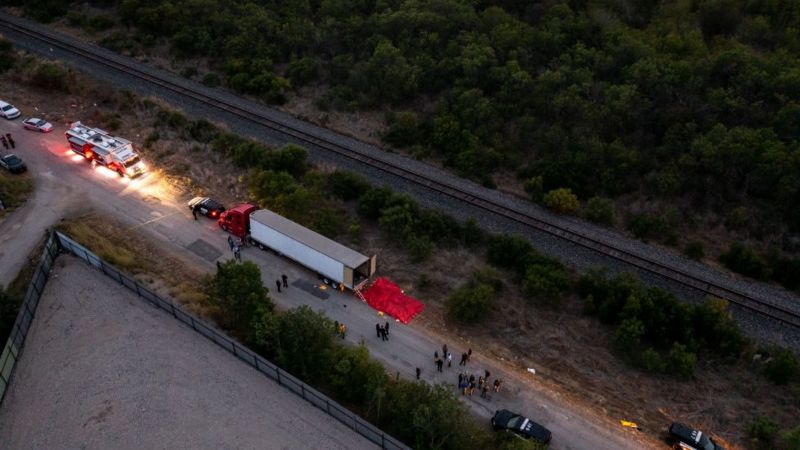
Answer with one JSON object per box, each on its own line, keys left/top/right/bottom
{"left": 0, "top": 255, "right": 376, "bottom": 450}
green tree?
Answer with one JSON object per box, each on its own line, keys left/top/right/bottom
{"left": 487, "top": 235, "right": 534, "bottom": 274}
{"left": 271, "top": 306, "right": 336, "bottom": 383}
{"left": 327, "top": 171, "right": 371, "bottom": 201}
{"left": 684, "top": 241, "right": 705, "bottom": 260}
{"left": 329, "top": 344, "right": 387, "bottom": 406}
{"left": 0, "top": 38, "right": 16, "bottom": 73}
{"left": 358, "top": 187, "right": 394, "bottom": 219}
{"left": 210, "top": 260, "right": 273, "bottom": 341}
{"left": 719, "top": 243, "right": 771, "bottom": 280}
{"left": 542, "top": 188, "right": 579, "bottom": 214}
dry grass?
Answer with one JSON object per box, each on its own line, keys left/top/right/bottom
{"left": 0, "top": 171, "right": 34, "bottom": 220}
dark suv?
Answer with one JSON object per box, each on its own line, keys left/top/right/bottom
{"left": 0, "top": 154, "right": 27, "bottom": 174}
{"left": 667, "top": 422, "right": 725, "bottom": 450}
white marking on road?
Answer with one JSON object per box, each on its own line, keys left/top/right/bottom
{"left": 126, "top": 211, "right": 180, "bottom": 232}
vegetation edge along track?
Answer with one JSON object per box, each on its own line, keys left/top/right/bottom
{"left": 3, "top": 16, "right": 799, "bottom": 329}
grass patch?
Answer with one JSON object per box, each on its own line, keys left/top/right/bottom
{"left": 0, "top": 172, "right": 34, "bottom": 217}
{"left": 56, "top": 218, "right": 142, "bottom": 273}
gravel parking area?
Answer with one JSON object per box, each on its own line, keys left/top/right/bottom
{"left": 0, "top": 256, "right": 376, "bottom": 450}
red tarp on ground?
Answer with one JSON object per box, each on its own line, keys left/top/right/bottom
{"left": 361, "top": 277, "right": 424, "bottom": 324}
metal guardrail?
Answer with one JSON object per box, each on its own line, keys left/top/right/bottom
{"left": 0, "top": 231, "right": 408, "bottom": 450}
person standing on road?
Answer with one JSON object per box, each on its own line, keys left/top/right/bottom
{"left": 376, "top": 323, "right": 381, "bottom": 338}
{"left": 234, "top": 246, "right": 241, "bottom": 262}
{"left": 436, "top": 358, "right": 443, "bottom": 372}
{"left": 458, "top": 373, "right": 463, "bottom": 386}
{"left": 6, "top": 134, "right": 14, "bottom": 149}
{"left": 0, "top": 135, "right": 7, "bottom": 150}
{"left": 192, "top": 206, "right": 198, "bottom": 220}
{"left": 227, "top": 235, "right": 234, "bottom": 251}
{"left": 434, "top": 350, "right": 439, "bottom": 361}
{"left": 481, "top": 383, "right": 489, "bottom": 399}
{"left": 447, "top": 351, "right": 452, "bottom": 368}
{"left": 282, "top": 274, "right": 288, "bottom": 288}
{"left": 442, "top": 344, "right": 448, "bottom": 358}
{"left": 467, "top": 348, "right": 472, "bottom": 362}
{"left": 493, "top": 378, "right": 502, "bottom": 392}
{"left": 459, "top": 352, "right": 467, "bottom": 366}
{"left": 383, "top": 326, "right": 389, "bottom": 341}
{"left": 416, "top": 367, "right": 421, "bottom": 380}
{"left": 275, "top": 279, "right": 282, "bottom": 293}
{"left": 384, "top": 321, "right": 389, "bottom": 336}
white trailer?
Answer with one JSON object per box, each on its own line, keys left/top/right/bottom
{"left": 248, "top": 209, "right": 377, "bottom": 290}
{"left": 65, "top": 122, "right": 147, "bottom": 177}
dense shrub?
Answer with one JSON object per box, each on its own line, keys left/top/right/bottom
{"left": 542, "top": 188, "right": 579, "bottom": 214}
{"left": 748, "top": 417, "right": 779, "bottom": 449}
{"left": 0, "top": 38, "right": 16, "bottom": 73}
{"left": 584, "top": 197, "right": 614, "bottom": 225}
{"left": 719, "top": 243, "right": 771, "bottom": 280}
{"left": 357, "top": 187, "right": 394, "bottom": 219}
{"left": 579, "top": 271, "right": 745, "bottom": 377}
{"left": 627, "top": 213, "right": 671, "bottom": 241}
{"left": 762, "top": 348, "right": 800, "bottom": 385}
{"left": 486, "top": 235, "right": 536, "bottom": 274}
{"left": 521, "top": 262, "right": 570, "bottom": 305}
{"left": 327, "top": 171, "right": 371, "bottom": 201}
{"left": 447, "top": 282, "right": 494, "bottom": 323}
{"left": 29, "top": 62, "right": 70, "bottom": 92}
{"left": 684, "top": 241, "right": 705, "bottom": 261}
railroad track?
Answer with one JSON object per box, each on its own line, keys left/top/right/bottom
{"left": 2, "top": 16, "right": 799, "bottom": 329}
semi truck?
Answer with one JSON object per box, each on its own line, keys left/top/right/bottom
{"left": 219, "top": 204, "right": 377, "bottom": 291}
{"left": 65, "top": 122, "right": 147, "bottom": 178}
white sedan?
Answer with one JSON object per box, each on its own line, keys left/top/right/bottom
{"left": 22, "top": 117, "right": 53, "bottom": 132}
{"left": 0, "top": 100, "right": 20, "bottom": 119}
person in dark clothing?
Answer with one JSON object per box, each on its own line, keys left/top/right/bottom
{"left": 376, "top": 323, "right": 382, "bottom": 338}
{"left": 493, "top": 378, "right": 502, "bottom": 392}
{"left": 458, "top": 373, "right": 463, "bottom": 385}
{"left": 234, "top": 247, "right": 241, "bottom": 261}
{"left": 0, "top": 136, "right": 7, "bottom": 150}
{"left": 459, "top": 352, "right": 468, "bottom": 366}
{"left": 384, "top": 321, "right": 389, "bottom": 335}
{"left": 467, "top": 348, "right": 472, "bottom": 361}
{"left": 415, "top": 367, "right": 421, "bottom": 380}
{"left": 192, "top": 207, "right": 197, "bottom": 220}
{"left": 216, "top": 261, "right": 222, "bottom": 270}
{"left": 442, "top": 344, "right": 448, "bottom": 358}
{"left": 436, "top": 358, "right": 443, "bottom": 372}
{"left": 275, "top": 279, "right": 281, "bottom": 293}
{"left": 481, "top": 384, "right": 489, "bottom": 398}
{"left": 381, "top": 326, "right": 388, "bottom": 341}
{"left": 7, "top": 136, "right": 13, "bottom": 149}
{"left": 485, "top": 369, "right": 491, "bottom": 379}
{"left": 282, "top": 274, "right": 288, "bottom": 288}
{"left": 227, "top": 235, "right": 234, "bottom": 251}
{"left": 434, "top": 350, "right": 439, "bottom": 361}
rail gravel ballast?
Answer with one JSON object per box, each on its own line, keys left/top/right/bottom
{"left": 2, "top": 17, "right": 798, "bottom": 330}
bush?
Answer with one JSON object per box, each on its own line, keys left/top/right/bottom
{"left": 639, "top": 347, "right": 666, "bottom": 373}
{"left": 667, "top": 342, "right": 697, "bottom": 380}
{"left": 327, "top": 171, "right": 371, "bottom": 201}
{"left": 719, "top": 243, "right": 771, "bottom": 280}
{"left": 487, "top": 235, "right": 535, "bottom": 274}
{"left": 23, "top": 0, "right": 68, "bottom": 22}
{"left": 328, "top": 344, "right": 387, "bottom": 406}
{"left": 29, "top": 62, "right": 69, "bottom": 92}
{"left": 202, "top": 72, "right": 221, "bottom": 87}
{"left": 447, "top": 282, "right": 495, "bottom": 323}
{"left": 521, "top": 262, "right": 570, "bottom": 305}
{"left": 0, "top": 38, "right": 16, "bottom": 73}
{"left": 86, "top": 14, "right": 115, "bottom": 31}
{"left": 357, "top": 187, "right": 394, "bottom": 219}
{"left": 383, "top": 112, "right": 420, "bottom": 147}
{"left": 762, "top": 348, "right": 800, "bottom": 385}
{"left": 584, "top": 197, "right": 614, "bottom": 225}
{"left": 684, "top": 241, "right": 705, "bottom": 260}
{"left": 523, "top": 176, "right": 543, "bottom": 200}
{"left": 627, "top": 213, "right": 670, "bottom": 240}
{"left": 262, "top": 144, "right": 308, "bottom": 177}
{"left": 782, "top": 427, "right": 800, "bottom": 450}
{"left": 748, "top": 417, "right": 778, "bottom": 449}
{"left": 407, "top": 236, "right": 434, "bottom": 262}
{"left": 286, "top": 57, "right": 319, "bottom": 86}
{"left": 542, "top": 188, "right": 579, "bottom": 214}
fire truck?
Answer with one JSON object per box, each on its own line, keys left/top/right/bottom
{"left": 65, "top": 122, "right": 147, "bottom": 177}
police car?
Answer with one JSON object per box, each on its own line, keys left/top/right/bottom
{"left": 188, "top": 197, "right": 225, "bottom": 219}
{"left": 491, "top": 409, "right": 552, "bottom": 444}
{"left": 667, "top": 422, "right": 725, "bottom": 450}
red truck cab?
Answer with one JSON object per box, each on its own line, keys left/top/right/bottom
{"left": 218, "top": 203, "right": 257, "bottom": 239}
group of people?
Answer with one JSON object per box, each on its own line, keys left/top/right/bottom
{"left": 1, "top": 133, "right": 15, "bottom": 150}
{"left": 458, "top": 370, "right": 502, "bottom": 399}
{"left": 375, "top": 321, "right": 390, "bottom": 341}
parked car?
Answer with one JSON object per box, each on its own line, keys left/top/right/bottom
{"left": 22, "top": 117, "right": 53, "bottom": 132}
{"left": 667, "top": 422, "right": 725, "bottom": 450}
{"left": 188, "top": 196, "right": 225, "bottom": 218}
{"left": 0, "top": 154, "right": 27, "bottom": 173}
{"left": 491, "top": 409, "right": 552, "bottom": 444}
{"left": 0, "top": 100, "right": 20, "bottom": 119}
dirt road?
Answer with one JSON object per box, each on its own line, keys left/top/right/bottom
{"left": 0, "top": 118, "right": 658, "bottom": 449}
